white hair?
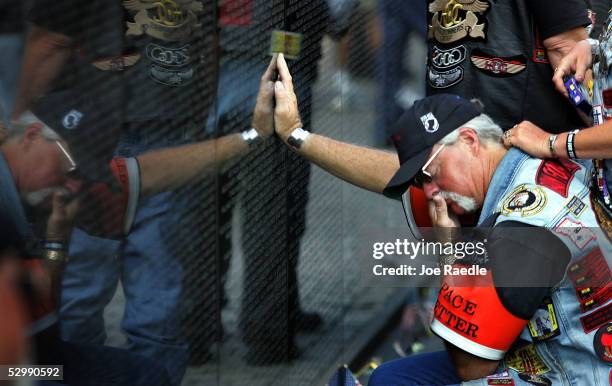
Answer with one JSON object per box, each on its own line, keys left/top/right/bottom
{"left": 438, "top": 113, "right": 504, "bottom": 148}
{"left": 5, "top": 111, "right": 61, "bottom": 141}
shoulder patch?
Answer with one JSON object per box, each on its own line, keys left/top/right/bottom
{"left": 501, "top": 185, "right": 547, "bottom": 217}
{"left": 470, "top": 49, "right": 526, "bottom": 77}
{"left": 566, "top": 195, "right": 587, "bottom": 218}
{"left": 536, "top": 159, "right": 580, "bottom": 198}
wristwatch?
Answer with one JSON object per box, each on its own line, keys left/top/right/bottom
{"left": 287, "top": 127, "right": 311, "bottom": 149}
{"left": 241, "top": 128, "right": 263, "bottom": 147}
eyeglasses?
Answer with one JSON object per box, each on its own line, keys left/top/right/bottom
{"left": 413, "top": 144, "right": 445, "bottom": 188}
{"left": 55, "top": 141, "right": 78, "bottom": 175}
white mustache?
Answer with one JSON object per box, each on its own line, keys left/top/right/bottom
{"left": 440, "top": 190, "right": 479, "bottom": 213}
{"left": 24, "top": 187, "right": 69, "bottom": 206}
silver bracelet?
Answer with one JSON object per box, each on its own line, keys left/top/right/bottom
{"left": 240, "top": 128, "right": 262, "bottom": 147}
{"left": 548, "top": 134, "right": 558, "bottom": 158}
{"left": 287, "top": 128, "right": 311, "bottom": 149}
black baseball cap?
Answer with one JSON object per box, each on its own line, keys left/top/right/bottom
{"left": 29, "top": 90, "right": 122, "bottom": 183}
{"left": 383, "top": 94, "right": 481, "bottom": 198}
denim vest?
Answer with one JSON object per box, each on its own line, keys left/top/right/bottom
{"left": 463, "top": 148, "right": 612, "bottom": 385}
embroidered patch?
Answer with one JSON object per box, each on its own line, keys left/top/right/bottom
{"left": 420, "top": 112, "right": 439, "bottom": 133}
{"left": 146, "top": 44, "right": 191, "bottom": 67}
{"left": 581, "top": 303, "right": 612, "bottom": 333}
{"left": 428, "top": 66, "right": 464, "bottom": 89}
{"left": 92, "top": 53, "right": 141, "bottom": 72}
{"left": 536, "top": 159, "right": 580, "bottom": 198}
{"left": 501, "top": 185, "right": 547, "bottom": 217}
{"left": 470, "top": 49, "right": 526, "bottom": 76}
{"left": 533, "top": 49, "right": 548, "bottom": 63}
{"left": 580, "top": 287, "right": 612, "bottom": 313}
{"left": 126, "top": 5, "right": 201, "bottom": 42}
{"left": 428, "top": 0, "right": 489, "bottom": 44}
{"left": 149, "top": 64, "right": 194, "bottom": 87}
{"left": 527, "top": 297, "right": 560, "bottom": 342}
{"left": 569, "top": 247, "right": 611, "bottom": 289}
{"left": 62, "top": 110, "right": 84, "bottom": 130}
{"left": 532, "top": 26, "right": 549, "bottom": 63}
{"left": 505, "top": 344, "right": 550, "bottom": 375}
{"left": 593, "top": 323, "right": 612, "bottom": 364}
{"left": 593, "top": 105, "right": 604, "bottom": 125}
{"left": 431, "top": 44, "right": 467, "bottom": 70}
{"left": 518, "top": 373, "right": 551, "bottom": 386}
{"left": 566, "top": 195, "right": 587, "bottom": 218}
{"left": 487, "top": 371, "right": 514, "bottom": 385}
{"left": 554, "top": 217, "right": 597, "bottom": 250}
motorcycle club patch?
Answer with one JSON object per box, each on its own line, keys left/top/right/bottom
{"left": 125, "top": 0, "right": 202, "bottom": 42}
{"left": 486, "top": 371, "right": 514, "bottom": 385}
{"left": 553, "top": 217, "right": 597, "bottom": 250}
{"left": 428, "top": 66, "right": 464, "bottom": 89}
{"left": 527, "top": 297, "right": 560, "bottom": 342}
{"left": 593, "top": 323, "right": 612, "bottom": 364}
{"left": 470, "top": 49, "right": 526, "bottom": 76}
{"left": 505, "top": 344, "right": 550, "bottom": 375}
{"left": 149, "top": 64, "right": 194, "bottom": 87}
{"left": 518, "top": 373, "right": 552, "bottom": 386}
{"left": 146, "top": 44, "right": 191, "bottom": 67}
{"left": 428, "top": 0, "right": 489, "bottom": 44}
{"left": 430, "top": 44, "right": 467, "bottom": 70}
{"left": 566, "top": 195, "right": 587, "bottom": 218}
{"left": 536, "top": 159, "right": 580, "bottom": 198}
{"left": 501, "top": 185, "right": 547, "bottom": 217}
{"left": 92, "top": 53, "right": 142, "bottom": 72}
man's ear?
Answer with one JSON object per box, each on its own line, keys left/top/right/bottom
{"left": 458, "top": 127, "right": 480, "bottom": 156}
{"left": 22, "top": 124, "right": 43, "bottom": 147}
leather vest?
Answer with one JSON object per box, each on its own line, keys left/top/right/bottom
{"left": 426, "top": 0, "right": 584, "bottom": 133}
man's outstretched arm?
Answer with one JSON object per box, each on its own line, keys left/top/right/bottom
{"left": 138, "top": 55, "right": 278, "bottom": 197}
{"left": 273, "top": 53, "right": 399, "bottom": 194}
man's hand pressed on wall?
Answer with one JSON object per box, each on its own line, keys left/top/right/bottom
{"left": 252, "top": 55, "right": 278, "bottom": 138}
{"left": 274, "top": 54, "right": 303, "bottom": 142}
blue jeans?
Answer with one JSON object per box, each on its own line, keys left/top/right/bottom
{"left": 369, "top": 351, "right": 462, "bottom": 386}
{"left": 60, "top": 131, "right": 189, "bottom": 385}
{"left": 0, "top": 34, "right": 23, "bottom": 122}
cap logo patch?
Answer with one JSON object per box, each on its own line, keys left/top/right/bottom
{"left": 420, "top": 112, "right": 439, "bottom": 133}
{"left": 62, "top": 110, "right": 84, "bottom": 130}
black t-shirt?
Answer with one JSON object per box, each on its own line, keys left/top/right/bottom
{"left": 528, "top": 0, "right": 591, "bottom": 40}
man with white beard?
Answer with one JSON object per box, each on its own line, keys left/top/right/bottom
{"left": 271, "top": 53, "right": 612, "bottom": 385}
{"left": 0, "top": 58, "right": 277, "bottom": 385}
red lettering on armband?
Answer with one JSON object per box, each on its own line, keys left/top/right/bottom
{"left": 431, "top": 269, "right": 528, "bottom": 359}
